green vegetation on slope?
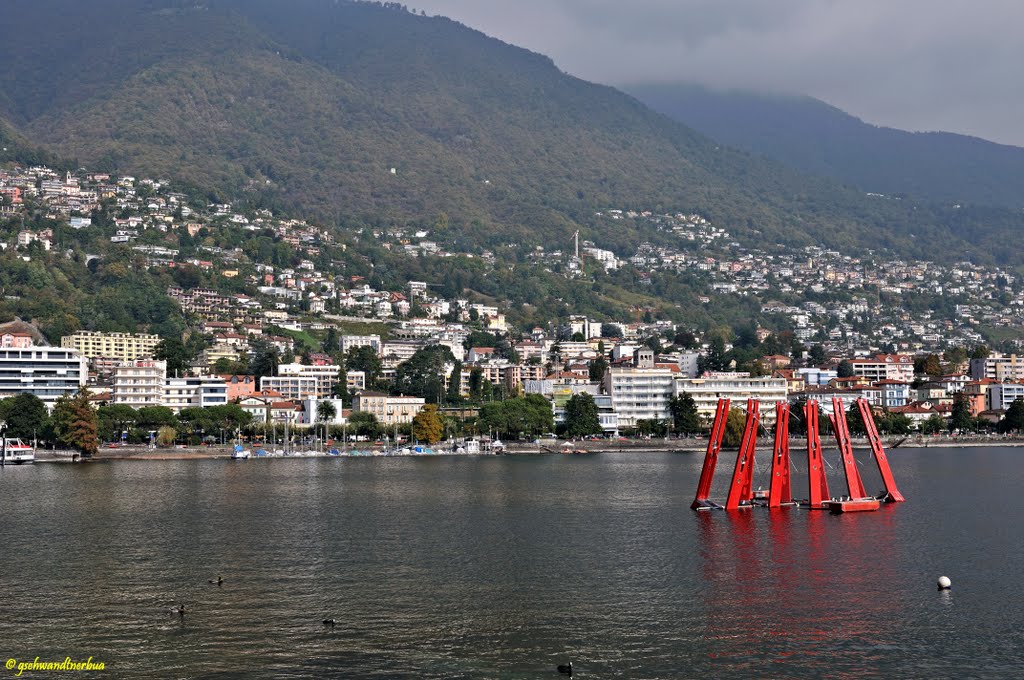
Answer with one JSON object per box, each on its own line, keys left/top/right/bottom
{"left": 0, "top": 1, "right": 1023, "bottom": 264}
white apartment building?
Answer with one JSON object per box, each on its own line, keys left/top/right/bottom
{"left": 555, "top": 341, "right": 593, "bottom": 360}
{"left": 163, "top": 377, "right": 229, "bottom": 412}
{"left": 112, "top": 359, "right": 167, "bottom": 409}
{"left": 276, "top": 362, "right": 341, "bottom": 398}
{"left": 987, "top": 383, "right": 1024, "bottom": 412}
{"left": 260, "top": 376, "right": 320, "bottom": 402}
{"left": 0, "top": 346, "right": 88, "bottom": 409}
{"left": 339, "top": 334, "right": 382, "bottom": 354}
{"left": 673, "top": 373, "right": 789, "bottom": 425}
{"left": 603, "top": 366, "right": 678, "bottom": 428}
{"left": 874, "top": 380, "right": 911, "bottom": 408}
{"left": 346, "top": 370, "right": 367, "bottom": 392}
{"left": 798, "top": 367, "right": 838, "bottom": 386}
{"left": 380, "top": 341, "right": 425, "bottom": 367}
{"left": 567, "top": 317, "right": 603, "bottom": 340}
{"left": 298, "top": 398, "right": 348, "bottom": 425}
{"left": 678, "top": 351, "right": 701, "bottom": 378}
{"left": 850, "top": 354, "right": 914, "bottom": 383}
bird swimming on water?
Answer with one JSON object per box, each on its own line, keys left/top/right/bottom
{"left": 557, "top": 661, "right": 573, "bottom": 676}
{"left": 208, "top": 576, "right": 223, "bottom": 586}
{"left": 322, "top": 618, "right": 336, "bottom": 626}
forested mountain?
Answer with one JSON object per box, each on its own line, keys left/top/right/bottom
{"left": 1, "top": 1, "right": 1023, "bottom": 263}
{"left": 626, "top": 83, "right": 1024, "bottom": 210}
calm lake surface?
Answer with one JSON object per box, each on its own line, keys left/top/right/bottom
{"left": 2, "top": 447, "right": 1023, "bottom": 679}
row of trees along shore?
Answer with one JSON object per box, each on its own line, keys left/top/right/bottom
{"left": 0, "top": 388, "right": 1015, "bottom": 458}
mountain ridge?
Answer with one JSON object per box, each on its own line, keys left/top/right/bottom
{"left": 1, "top": 1, "right": 1023, "bottom": 263}
{"left": 625, "top": 83, "right": 1024, "bottom": 210}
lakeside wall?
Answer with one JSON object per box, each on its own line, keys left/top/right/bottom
{"left": 28, "top": 434, "right": 1024, "bottom": 462}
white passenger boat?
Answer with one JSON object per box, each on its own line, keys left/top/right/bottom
{"left": 2, "top": 438, "right": 36, "bottom": 464}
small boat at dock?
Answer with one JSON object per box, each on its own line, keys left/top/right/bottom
{"left": 2, "top": 438, "right": 35, "bottom": 464}
{"left": 824, "top": 497, "right": 881, "bottom": 514}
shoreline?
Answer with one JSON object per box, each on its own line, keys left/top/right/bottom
{"left": 28, "top": 436, "right": 1024, "bottom": 462}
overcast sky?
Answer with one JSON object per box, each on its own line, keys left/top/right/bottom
{"left": 411, "top": 0, "right": 1024, "bottom": 147}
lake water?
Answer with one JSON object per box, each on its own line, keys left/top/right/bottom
{"left": 1, "top": 448, "right": 1022, "bottom": 679}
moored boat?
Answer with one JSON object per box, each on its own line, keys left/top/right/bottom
{"left": 2, "top": 438, "right": 36, "bottom": 464}
{"left": 824, "top": 497, "right": 881, "bottom": 514}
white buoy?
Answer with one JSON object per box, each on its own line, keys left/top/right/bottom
{"left": 937, "top": 576, "right": 952, "bottom": 590}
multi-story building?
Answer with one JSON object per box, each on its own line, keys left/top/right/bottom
{"left": 970, "top": 354, "right": 1024, "bottom": 382}
{"left": 0, "top": 346, "right": 88, "bottom": 409}
{"left": 678, "top": 351, "right": 701, "bottom": 378}
{"left": 874, "top": 380, "right": 911, "bottom": 408}
{"left": 60, "top": 330, "right": 161, "bottom": 361}
{"left": 555, "top": 341, "right": 594, "bottom": 360}
{"left": 503, "top": 364, "right": 547, "bottom": 392}
{"left": 603, "top": 365, "right": 678, "bottom": 428}
{"left": 551, "top": 391, "right": 619, "bottom": 435}
{"left": 346, "top": 370, "right": 367, "bottom": 392}
{"left": 200, "top": 343, "right": 242, "bottom": 370}
{"left": 259, "top": 376, "right": 320, "bottom": 402}
{"left": 238, "top": 390, "right": 281, "bottom": 423}
{"left": 339, "top": 334, "right": 382, "bottom": 354}
{"left": 566, "top": 317, "right": 603, "bottom": 340}
{"left": 380, "top": 341, "right": 425, "bottom": 368}
{"left": 166, "top": 287, "right": 231, "bottom": 319}
{"left": 298, "top": 398, "right": 348, "bottom": 425}
{"left": 673, "top": 373, "right": 789, "bottom": 425}
{"left": 962, "top": 380, "right": 993, "bottom": 416}
{"left": 850, "top": 354, "right": 914, "bottom": 383}
{"left": 163, "top": 377, "right": 229, "bottom": 412}
{"left": 0, "top": 332, "right": 33, "bottom": 349}
{"left": 797, "top": 367, "right": 838, "bottom": 386}
{"left": 220, "top": 374, "right": 258, "bottom": 401}
{"left": 987, "top": 382, "right": 1024, "bottom": 412}
{"left": 112, "top": 359, "right": 167, "bottom": 409}
{"left": 276, "top": 363, "right": 341, "bottom": 398}
{"left": 352, "top": 392, "right": 425, "bottom": 425}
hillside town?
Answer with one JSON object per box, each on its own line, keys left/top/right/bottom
{"left": 3, "top": 163, "right": 1024, "bottom": 445}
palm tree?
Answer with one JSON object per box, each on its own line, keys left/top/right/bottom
{"left": 317, "top": 401, "right": 337, "bottom": 448}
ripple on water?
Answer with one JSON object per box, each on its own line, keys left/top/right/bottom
{"left": 2, "top": 450, "right": 1024, "bottom": 678}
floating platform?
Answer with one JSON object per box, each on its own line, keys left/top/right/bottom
{"left": 824, "top": 498, "right": 881, "bottom": 514}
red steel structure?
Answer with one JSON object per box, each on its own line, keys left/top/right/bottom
{"left": 691, "top": 399, "right": 731, "bottom": 510}
{"left": 768, "top": 402, "right": 792, "bottom": 508}
{"left": 857, "top": 398, "right": 905, "bottom": 502}
{"left": 691, "top": 397, "right": 904, "bottom": 512}
{"left": 725, "top": 400, "right": 760, "bottom": 510}
{"left": 829, "top": 397, "right": 868, "bottom": 499}
{"left": 804, "top": 400, "right": 830, "bottom": 508}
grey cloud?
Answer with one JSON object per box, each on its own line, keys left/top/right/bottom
{"left": 412, "top": 0, "right": 1024, "bottom": 146}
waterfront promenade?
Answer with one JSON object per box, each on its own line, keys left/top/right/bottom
{"left": 29, "top": 432, "right": 1024, "bottom": 462}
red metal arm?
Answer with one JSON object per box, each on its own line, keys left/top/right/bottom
{"left": 831, "top": 397, "right": 868, "bottom": 499}
{"left": 857, "top": 398, "right": 905, "bottom": 502}
{"left": 804, "top": 400, "right": 830, "bottom": 508}
{"left": 726, "top": 400, "right": 760, "bottom": 510}
{"left": 768, "top": 402, "right": 792, "bottom": 507}
{"left": 691, "top": 398, "right": 730, "bottom": 509}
